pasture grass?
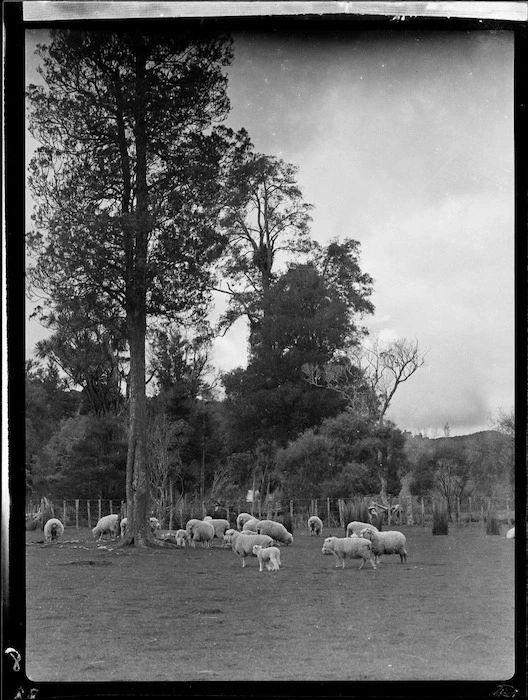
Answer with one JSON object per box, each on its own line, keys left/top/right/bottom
{"left": 25, "top": 524, "right": 515, "bottom": 683}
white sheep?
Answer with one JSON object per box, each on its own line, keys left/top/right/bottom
{"left": 186, "top": 519, "right": 215, "bottom": 548}
{"left": 44, "top": 518, "right": 64, "bottom": 543}
{"left": 252, "top": 544, "right": 282, "bottom": 572}
{"left": 506, "top": 527, "right": 515, "bottom": 539}
{"left": 321, "top": 536, "right": 377, "bottom": 570}
{"left": 204, "top": 518, "right": 230, "bottom": 541}
{"left": 236, "top": 512, "right": 254, "bottom": 530}
{"left": 359, "top": 527, "right": 407, "bottom": 564}
{"left": 120, "top": 517, "right": 127, "bottom": 538}
{"left": 256, "top": 519, "right": 294, "bottom": 545}
{"left": 223, "top": 529, "right": 273, "bottom": 567}
{"left": 92, "top": 514, "right": 119, "bottom": 541}
{"left": 346, "top": 520, "right": 379, "bottom": 537}
{"left": 175, "top": 529, "right": 190, "bottom": 547}
{"left": 307, "top": 515, "right": 323, "bottom": 537}
{"left": 242, "top": 518, "right": 260, "bottom": 532}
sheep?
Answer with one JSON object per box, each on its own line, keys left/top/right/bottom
{"left": 307, "top": 515, "right": 323, "bottom": 537}
{"left": 252, "top": 544, "right": 282, "bottom": 572}
{"left": 222, "top": 529, "right": 273, "bottom": 567}
{"left": 186, "top": 519, "right": 215, "bottom": 548}
{"left": 321, "top": 536, "right": 377, "bottom": 570}
{"left": 44, "top": 518, "right": 64, "bottom": 543}
{"left": 242, "top": 518, "right": 260, "bottom": 533}
{"left": 359, "top": 527, "right": 407, "bottom": 564}
{"left": 120, "top": 517, "right": 160, "bottom": 537}
{"left": 204, "top": 518, "right": 230, "bottom": 541}
{"left": 256, "top": 519, "right": 294, "bottom": 545}
{"left": 506, "top": 527, "right": 515, "bottom": 539}
{"left": 236, "top": 512, "right": 254, "bottom": 530}
{"left": 92, "top": 514, "right": 119, "bottom": 541}
{"left": 175, "top": 529, "right": 190, "bottom": 547}
{"left": 346, "top": 520, "right": 379, "bottom": 538}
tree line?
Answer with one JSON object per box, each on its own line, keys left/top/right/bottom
{"left": 25, "top": 28, "right": 514, "bottom": 545}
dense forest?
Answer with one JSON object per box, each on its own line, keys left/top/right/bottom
{"left": 25, "top": 29, "right": 514, "bottom": 540}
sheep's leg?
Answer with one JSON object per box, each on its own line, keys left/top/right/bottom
{"left": 341, "top": 558, "right": 346, "bottom": 569}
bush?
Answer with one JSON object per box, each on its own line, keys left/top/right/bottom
{"left": 486, "top": 512, "right": 501, "bottom": 536}
{"left": 432, "top": 508, "right": 449, "bottom": 535}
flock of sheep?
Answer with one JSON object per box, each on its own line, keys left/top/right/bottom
{"left": 41, "top": 512, "right": 515, "bottom": 571}
{"left": 41, "top": 511, "right": 412, "bottom": 572}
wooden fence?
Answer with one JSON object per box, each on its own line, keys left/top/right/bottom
{"left": 25, "top": 494, "right": 514, "bottom": 532}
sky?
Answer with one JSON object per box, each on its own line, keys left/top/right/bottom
{"left": 25, "top": 27, "right": 515, "bottom": 437}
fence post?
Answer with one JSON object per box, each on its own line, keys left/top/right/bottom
{"left": 326, "top": 497, "right": 331, "bottom": 528}
{"left": 63, "top": 500, "right": 67, "bottom": 526}
{"left": 98, "top": 499, "right": 102, "bottom": 521}
{"left": 75, "top": 499, "right": 79, "bottom": 529}
{"left": 387, "top": 496, "right": 391, "bottom": 527}
{"left": 469, "top": 496, "right": 472, "bottom": 527}
{"left": 506, "top": 497, "right": 511, "bottom": 527}
{"left": 109, "top": 500, "right": 113, "bottom": 515}
{"left": 289, "top": 500, "right": 294, "bottom": 524}
{"left": 315, "top": 499, "right": 318, "bottom": 517}
{"left": 421, "top": 497, "right": 425, "bottom": 526}
{"left": 87, "top": 500, "right": 91, "bottom": 530}
{"left": 457, "top": 497, "right": 460, "bottom": 524}
{"left": 480, "top": 500, "right": 484, "bottom": 525}
{"left": 338, "top": 499, "right": 344, "bottom": 528}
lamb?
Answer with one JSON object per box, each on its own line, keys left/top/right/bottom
{"left": 92, "top": 514, "right": 119, "bottom": 541}
{"left": 242, "top": 518, "right": 260, "bottom": 532}
{"left": 186, "top": 519, "right": 215, "bottom": 548}
{"left": 506, "top": 527, "right": 515, "bottom": 539}
{"left": 256, "top": 519, "right": 294, "bottom": 545}
{"left": 236, "top": 512, "right": 254, "bottom": 530}
{"left": 307, "top": 515, "right": 323, "bottom": 537}
{"left": 44, "top": 518, "right": 64, "bottom": 543}
{"left": 346, "top": 520, "right": 379, "bottom": 537}
{"left": 175, "top": 529, "right": 190, "bottom": 547}
{"left": 252, "top": 544, "right": 282, "bottom": 572}
{"left": 359, "top": 527, "right": 407, "bottom": 564}
{"left": 321, "top": 536, "right": 377, "bottom": 570}
{"left": 222, "top": 529, "right": 273, "bottom": 567}
{"left": 204, "top": 518, "right": 230, "bottom": 541}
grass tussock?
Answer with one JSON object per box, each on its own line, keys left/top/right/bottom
{"left": 432, "top": 508, "right": 449, "bottom": 535}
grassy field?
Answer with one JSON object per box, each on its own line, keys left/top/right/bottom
{"left": 25, "top": 524, "right": 515, "bottom": 683}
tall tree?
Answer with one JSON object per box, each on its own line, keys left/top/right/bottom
{"left": 216, "top": 152, "right": 314, "bottom": 341}
{"left": 27, "top": 29, "right": 241, "bottom": 546}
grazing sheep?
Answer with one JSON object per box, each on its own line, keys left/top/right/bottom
{"left": 506, "top": 527, "right": 515, "bottom": 539}
{"left": 204, "top": 518, "right": 230, "bottom": 541}
{"left": 44, "top": 518, "right": 64, "bottom": 543}
{"left": 308, "top": 515, "right": 323, "bottom": 537}
{"left": 359, "top": 527, "right": 407, "bottom": 564}
{"left": 346, "top": 520, "right": 379, "bottom": 537}
{"left": 321, "top": 536, "right": 376, "bottom": 570}
{"left": 236, "top": 512, "right": 254, "bottom": 530}
{"left": 256, "top": 519, "right": 294, "bottom": 545}
{"left": 242, "top": 518, "right": 260, "bottom": 533}
{"left": 175, "top": 529, "right": 190, "bottom": 547}
{"left": 223, "top": 530, "right": 273, "bottom": 567}
{"left": 186, "top": 519, "right": 215, "bottom": 548}
{"left": 92, "top": 514, "right": 119, "bottom": 541}
{"left": 252, "top": 544, "right": 282, "bottom": 572}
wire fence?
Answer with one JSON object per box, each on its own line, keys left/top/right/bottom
{"left": 25, "top": 494, "right": 515, "bottom": 532}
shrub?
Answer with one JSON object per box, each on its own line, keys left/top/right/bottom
{"left": 486, "top": 512, "right": 501, "bottom": 536}
{"left": 432, "top": 508, "right": 449, "bottom": 535}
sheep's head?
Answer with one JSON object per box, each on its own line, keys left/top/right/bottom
{"left": 359, "top": 528, "right": 373, "bottom": 540}
{"left": 321, "top": 537, "right": 335, "bottom": 555}
{"left": 252, "top": 545, "right": 263, "bottom": 555}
